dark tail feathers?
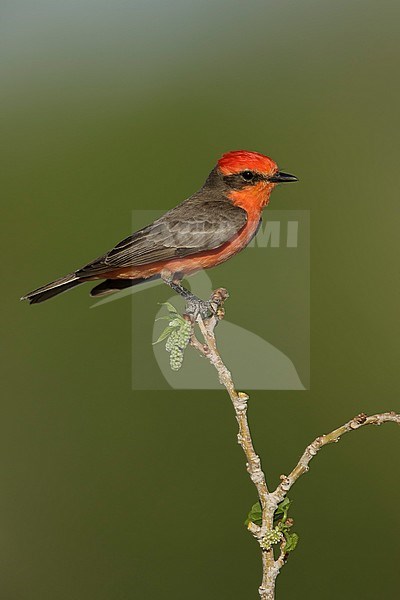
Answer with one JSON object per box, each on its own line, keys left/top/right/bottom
{"left": 90, "top": 276, "right": 159, "bottom": 297}
{"left": 21, "top": 274, "right": 160, "bottom": 304}
{"left": 21, "top": 274, "right": 84, "bottom": 304}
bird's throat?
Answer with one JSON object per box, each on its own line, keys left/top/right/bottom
{"left": 228, "top": 183, "right": 274, "bottom": 217}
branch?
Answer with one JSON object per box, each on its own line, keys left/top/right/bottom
{"left": 182, "top": 288, "right": 400, "bottom": 600}
{"left": 273, "top": 411, "right": 400, "bottom": 502}
{"left": 188, "top": 289, "right": 280, "bottom": 599}
{"left": 190, "top": 289, "right": 271, "bottom": 505}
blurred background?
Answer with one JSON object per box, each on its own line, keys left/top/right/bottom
{"left": 2, "top": 1, "right": 400, "bottom": 598}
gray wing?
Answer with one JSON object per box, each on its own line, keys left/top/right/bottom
{"left": 76, "top": 199, "right": 247, "bottom": 277}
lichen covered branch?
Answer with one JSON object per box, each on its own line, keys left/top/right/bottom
{"left": 187, "top": 289, "right": 280, "bottom": 599}
{"left": 273, "top": 411, "right": 400, "bottom": 503}
{"left": 179, "top": 287, "right": 400, "bottom": 600}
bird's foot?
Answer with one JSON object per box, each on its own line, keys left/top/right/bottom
{"left": 186, "top": 288, "right": 229, "bottom": 321}
{"left": 184, "top": 295, "right": 215, "bottom": 320}
{"left": 168, "top": 282, "right": 214, "bottom": 319}
{"left": 162, "top": 273, "right": 228, "bottom": 321}
{"left": 177, "top": 286, "right": 229, "bottom": 322}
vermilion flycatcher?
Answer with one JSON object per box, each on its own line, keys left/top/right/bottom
{"left": 22, "top": 150, "right": 297, "bottom": 305}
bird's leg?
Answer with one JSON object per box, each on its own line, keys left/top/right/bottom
{"left": 161, "top": 271, "right": 214, "bottom": 319}
{"left": 170, "top": 281, "right": 215, "bottom": 319}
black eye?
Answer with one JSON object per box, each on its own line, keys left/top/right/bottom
{"left": 241, "top": 170, "right": 254, "bottom": 181}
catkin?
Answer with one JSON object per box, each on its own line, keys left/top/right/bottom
{"left": 165, "top": 319, "right": 191, "bottom": 370}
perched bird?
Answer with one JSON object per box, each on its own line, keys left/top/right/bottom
{"left": 21, "top": 150, "right": 297, "bottom": 306}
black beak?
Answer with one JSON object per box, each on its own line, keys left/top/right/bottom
{"left": 269, "top": 171, "right": 298, "bottom": 183}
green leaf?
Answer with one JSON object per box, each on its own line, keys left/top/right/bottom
{"left": 152, "top": 326, "right": 175, "bottom": 345}
{"left": 159, "top": 302, "right": 178, "bottom": 314}
{"left": 155, "top": 316, "right": 175, "bottom": 322}
{"left": 169, "top": 318, "right": 182, "bottom": 327}
{"left": 246, "top": 497, "right": 294, "bottom": 528}
{"left": 245, "top": 501, "right": 262, "bottom": 526}
{"left": 275, "top": 498, "right": 291, "bottom": 515}
{"left": 284, "top": 532, "right": 299, "bottom": 553}
{"left": 274, "top": 497, "right": 291, "bottom": 523}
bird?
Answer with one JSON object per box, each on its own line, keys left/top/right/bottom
{"left": 21, "top": 150, "right": 298, "bottom": 308}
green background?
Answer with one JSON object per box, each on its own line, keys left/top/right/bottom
{"left": 2, "top": 1, "right": 399, "bottom": 598}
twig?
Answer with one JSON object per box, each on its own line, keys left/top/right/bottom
{"left": 188, "top": 289, "right": 279, "bottom": 598}
{"left": 186, "top": 288, "right": 400, "bottom": 600}
{"left": 273, "top": 411, "right": 400, "bottom": 503}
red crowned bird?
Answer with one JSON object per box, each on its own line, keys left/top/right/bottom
{"left": 22, "top": 150, "right": 298, "bottom": 310}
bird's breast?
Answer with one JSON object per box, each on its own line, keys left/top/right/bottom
{"left": 168, "top": 215, "right": 261, "bottom": 272}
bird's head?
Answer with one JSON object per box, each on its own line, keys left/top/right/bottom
{"left": 216, "top": 150, "right": 298, "bottom": 210}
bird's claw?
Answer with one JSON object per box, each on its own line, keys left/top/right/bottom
{"left": 184, "top": 296, "right": 215, "bottom": 320}
{"left": 163, "top": 276, "right": 228, "bottom": 322}
{"left": 184, "top": 288, "right": 229, "bottom": 321}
